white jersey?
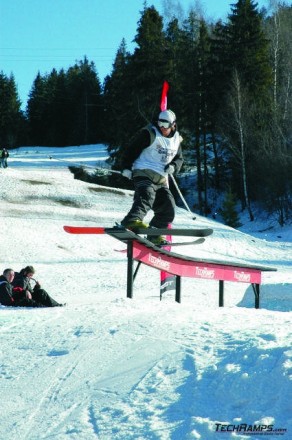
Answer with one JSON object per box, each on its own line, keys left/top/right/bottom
{"left": 133, "top": 126, "right": 181, "bottom": 177}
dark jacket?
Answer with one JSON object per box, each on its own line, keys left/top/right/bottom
{"left": 120, "top": 124, "right": 183, "bottom": 174}
{"left": 0, "top": 275, "right": 15, "bottom": 306}
{"left": 11, "top": 270, "right": 62, "bottom": 307}
{"left": 12, "top": 270, "right": 35, "bottom": 300}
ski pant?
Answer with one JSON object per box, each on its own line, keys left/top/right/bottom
{"left": 121, "top": 176, "right": 176, "bottom": 228}
{"left": 14, "top": 288, "right": 62, "bottom": 308}
{"left": 32, "top": 288, "right": 62, "bottom": 307}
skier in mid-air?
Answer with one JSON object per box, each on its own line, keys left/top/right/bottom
{"left": 119, "top": 109, "right": 183, "bottom": 245}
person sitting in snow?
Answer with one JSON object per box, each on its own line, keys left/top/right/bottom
{"left": 118, "top": 109, "right": 183, "bottom": 245}
{"left": 12, "top": 266, "right": 65, "bottom": 307}
{"left": 0, "top": 267, "right": 64, "bottom": 307}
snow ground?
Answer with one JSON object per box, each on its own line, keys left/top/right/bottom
{"left": 0, "top": 146, "right": 291, "bottom": 440}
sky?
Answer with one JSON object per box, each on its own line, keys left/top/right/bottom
{"left": 1, "top": 0, "right": 272, "bottom": 110}
{"left": 0, "top": 145, "right": 291, "bottom": 439}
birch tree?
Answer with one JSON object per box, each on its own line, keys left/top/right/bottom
{"left": 224, "top": 70, "right": 254, "bottom": 221}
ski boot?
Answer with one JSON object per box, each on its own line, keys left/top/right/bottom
{"left": 118, "top": 219, "right": 148, "bottom": 233}
{"left": 147, "top": 234, "right": 170, "bottom": 246}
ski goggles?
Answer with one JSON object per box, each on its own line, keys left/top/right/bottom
{"left": 158, "top": 119, "right": 172, "bottom": 129}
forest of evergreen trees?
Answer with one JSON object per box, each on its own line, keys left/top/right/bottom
{"left": 0, "top": 0, "right": 291, "bottom": 225}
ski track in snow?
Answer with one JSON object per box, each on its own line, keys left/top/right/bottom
{"left": 0, "top": 147, "right": 291, "bottom": 440}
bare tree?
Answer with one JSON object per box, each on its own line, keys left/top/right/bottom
{"left": 161, "top": 0, "right": 185, "bottom": 24}
{"left": 266, "top": 1, "right": 292, "bottom": 126}
{"left": 222, "top": 70, "right": 254, "bottom": 221}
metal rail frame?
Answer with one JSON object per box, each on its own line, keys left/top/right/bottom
{"left": 125, "top": 240, "right": 262, "bottom": 309}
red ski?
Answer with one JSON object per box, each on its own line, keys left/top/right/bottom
{"left": 63, "top": 226, "right": 106, "bottom": 234}
{"left": 63, "top": 225, "right": 213, "bottom": 237}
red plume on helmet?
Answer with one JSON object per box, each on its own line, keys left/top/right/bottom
{"left": 160, "top": 81, "right": 169, "bottom": 112}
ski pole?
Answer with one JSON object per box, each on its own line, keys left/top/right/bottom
{"left": 48, "top": 155, "right": 121, "bottom": 174}
{"left": 169, "top": 174, "right": 196, "bottom": 219}
{"left": 94, "top": 166, "right": 121, "bottom": 175}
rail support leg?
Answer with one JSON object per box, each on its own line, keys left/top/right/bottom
{"left": 252, "top": 283, "right": 260, "bottom": 309}
{"left": 127, "top": 241, "right": 134, "bottom": 298}
{"left": 219, "top": 280, "right": 224, "bottom": 307}
{"left": 175, "top": 276, "right": 181, "bottom": 303}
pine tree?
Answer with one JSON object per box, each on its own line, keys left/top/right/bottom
{"left": 220, "top": 189, "right": 242, "bottom": 228}
{"left": 177, "top": 12, "right": 208, "bottom": 214}
{"left": 128, "top": 5, "right": 169, "bottom": 119}
{"left": 179, "top": 10, "right": 201, "bottom": 131}
{"left": 227, "top": 0, "right": 272, "bottom": 98}
{"left": 66, "top": 57, "right": 103, "bottom": 145}
{"left": 196, "top": 20, "right": 213, "bottom": 215}
{"left": 26, "top": 72, "right": 47, "bottom": 145}
{"left": 0, "top": 72, "right": 23, "bottom": 147}
{"left": 103, "top": 39, "right": 132, "bottom": 161}
{"left": 27, "top": 58, "right": 103, "bottom": 146}
{"left": 164, "top": 17, "right": 186, "bottom": 119}
{"left": 104, "top": 6, "right": 171, "bottom": 166}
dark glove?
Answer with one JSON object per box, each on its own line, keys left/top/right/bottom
{"left": 164, "top": 164, "right": 175, "bottom": 175}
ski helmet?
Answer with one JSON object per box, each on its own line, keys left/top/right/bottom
{"left": 158, "top": 109, "right": 176, "bottom": 124}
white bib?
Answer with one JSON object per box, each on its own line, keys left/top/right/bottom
{"left": 133, "top": 127, "right": 181, "bottom": 176}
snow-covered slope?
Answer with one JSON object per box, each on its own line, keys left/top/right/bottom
{"left": 0, "top": 147, "right": 291, "bottom": 440}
